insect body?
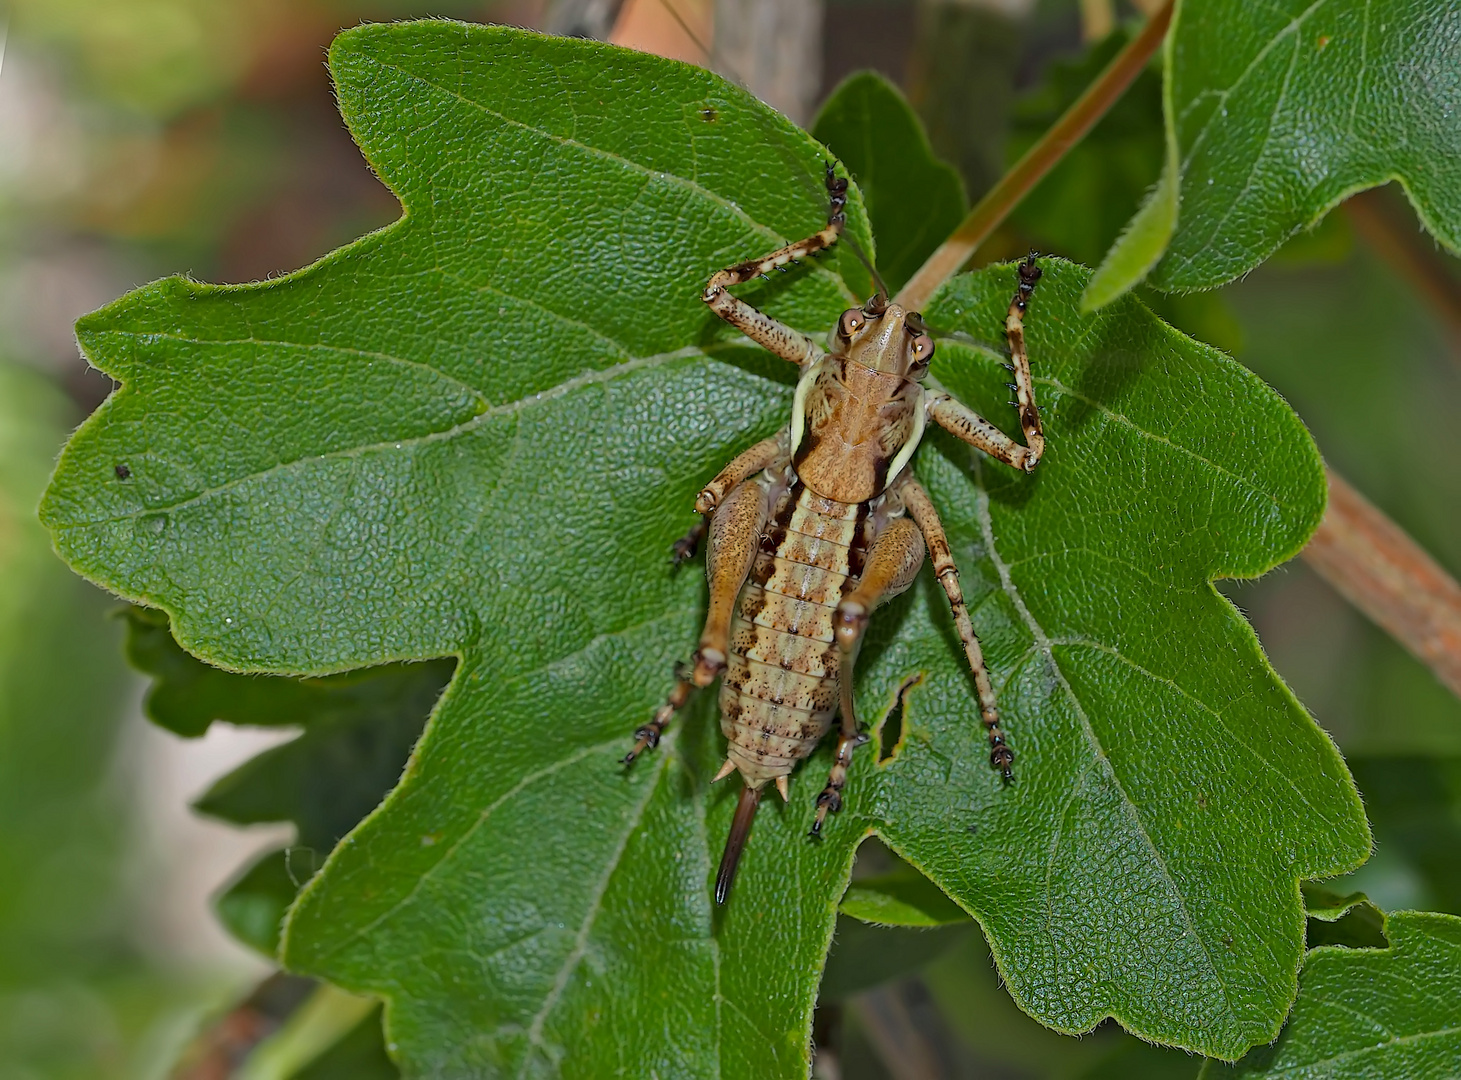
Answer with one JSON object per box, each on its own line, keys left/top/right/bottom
{"left": 624, "top": 167, "right": 1045, "bottom": 903}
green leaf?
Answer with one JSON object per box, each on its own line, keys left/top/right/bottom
{"left": 1203, "top": 911, "right": 1461, "bottom": 1079}
{"left": 1145, "top": 0, "right": 1461, "bottom": 293}
{"left": 40, "top": 21, "right": 1368, "bottom": 1072}
{"left": 1303, "top": 884, "right": 1375, "bottom": 923}
{"left": 1303, "top": 886, "right": 1388, "bottom": 950}
{"left": 1083, "top": 161, "right": 1177, "bottom": 310}
{"left": 841, "top": 873, "right": 972, "bottom": 928}
{"left": 812, "top": 70, "right": 966, "bottom": 295}
{"left": 123, "top": 605, "right": 451, "bottom": 738}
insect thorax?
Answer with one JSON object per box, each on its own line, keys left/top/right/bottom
{"left": 789, "top": 356, "right": 926, "bottom": 504}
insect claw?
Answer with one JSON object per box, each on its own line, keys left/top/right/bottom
{"left": 713, "top": 758, "right": 736, "bottom": 783}
{"left": 775, "top": 775, "right": 790, "bottom": 801}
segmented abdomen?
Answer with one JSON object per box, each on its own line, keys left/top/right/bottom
{"left": 720, "top": 482, "right": 864, "bottom": 786}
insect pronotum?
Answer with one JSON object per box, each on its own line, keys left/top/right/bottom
{"left": 624, "top": 166, "right": 1045, "bottom": 903}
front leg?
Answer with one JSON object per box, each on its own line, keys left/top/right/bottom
{"left": 702, "top": 165, "right": 848, "bottom": 366}
{"left": 927, "top": 253, "right": 1046, "bottom": 473}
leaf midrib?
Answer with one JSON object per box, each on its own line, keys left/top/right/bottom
{"left": 55, "top": 342, "right": 758, "bottom": 528}
{"left": 518, "top": 750, "right": 667, "bottom": 1076}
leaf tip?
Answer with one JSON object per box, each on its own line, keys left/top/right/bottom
{"left": 1082, "top": 161, "right": 1179, "bottom": 312}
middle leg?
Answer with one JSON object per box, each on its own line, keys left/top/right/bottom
{"left": 901, "top": 475, "right": 1015, "bottom": 781}
{"left": 671, "top": 428, "right": 787, "bottom": 565}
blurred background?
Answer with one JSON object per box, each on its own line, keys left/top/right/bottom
{"left": 1, "top": 0, "right": 1458, "bottom": 1076}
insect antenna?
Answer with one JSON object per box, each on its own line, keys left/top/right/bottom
{"left": 838, "top": 232, "right": 889, "bottom": 306}
{"left": 653, "top": 0, "right": 748, "bottom": 91}
{"left": 714, "top": 783, "right": 763, "bottom": 904}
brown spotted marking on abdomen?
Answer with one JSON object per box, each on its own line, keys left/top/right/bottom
{"left": 720, "top": 482, "right": 866, "bottom": 786}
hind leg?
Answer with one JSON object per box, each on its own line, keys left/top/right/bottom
{"left": 628, "top": 478, "right": 768, "bottom": 765}
{"left": 811, "top": 516, "right": 926, "bottom": 835}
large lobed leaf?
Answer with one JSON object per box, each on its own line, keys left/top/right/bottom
{"left": 860, "top": 263, "right": 1368, "bottom": 1058}
{"left": 1090, "top": 0, "right": 1461, "bottom": 303}
{"left": 1204, "top": 911, "right": 1461, "bottom": 1079}
{"left": 41, "top": 21, "right": 1366, "bottom": 1074}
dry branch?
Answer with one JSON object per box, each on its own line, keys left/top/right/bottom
{"left": 896, "top": 0, "right": 1174, "bottom": 311}
{"left": 1303, "top": 469, "right": 1461, "bottom": 699}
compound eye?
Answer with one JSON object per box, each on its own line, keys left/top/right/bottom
{"left": 839, "top": 308, "right": 864, "bottom": 339}
{"left": 911, "top": 334, "right": 934, "bottom": 361}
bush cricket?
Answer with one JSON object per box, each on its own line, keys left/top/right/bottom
{"left": 625, "top": 166, "right": 1045, "bottom": 903}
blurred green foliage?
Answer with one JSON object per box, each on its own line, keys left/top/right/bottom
{"left": 0, "top": 363, "right": 218, "bottom": 1077}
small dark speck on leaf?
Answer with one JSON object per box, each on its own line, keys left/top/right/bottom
{"left": 699, "top": 106, "right": 718, "bottom": 122}
{"left": 114, "top": 463, "right": 131, "bottom": 480}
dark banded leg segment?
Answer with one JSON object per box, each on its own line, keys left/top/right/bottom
{"left": 926, "top": 253, "right": 1045, "bottom": 473}
{"left": 813, "top": 517, "right": 927, "bottom": 835}
{"left": 902, "top": 477, "right": 1014, "bottom": 781}
{"left": 702, "top": 165, "right": 848, "bottom": 367}
{"left": 1005, "top": 252, "right": 1046, "bottom": 465}
{"left": 625, "top": 667, "right": 694, "bottom": 765}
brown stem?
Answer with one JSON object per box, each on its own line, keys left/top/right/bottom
{"left": 895, "top": 0, "right": 1174, "bottom": 311}
{"left": 850, "top": 982, "right": 948, "bottom": 1080}
{"left": 1301, "top": 468, "right": 1461, "bottom": 699}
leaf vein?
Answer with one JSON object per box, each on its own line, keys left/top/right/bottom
{"left": 371, "top": 59, "right": 854, "bottom": 299}
{"left": 971, "top": 458, "right": 1237, "bottom": 1024}
{"left": 519, "top": 753, "right": 668, "bottom": 1074}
